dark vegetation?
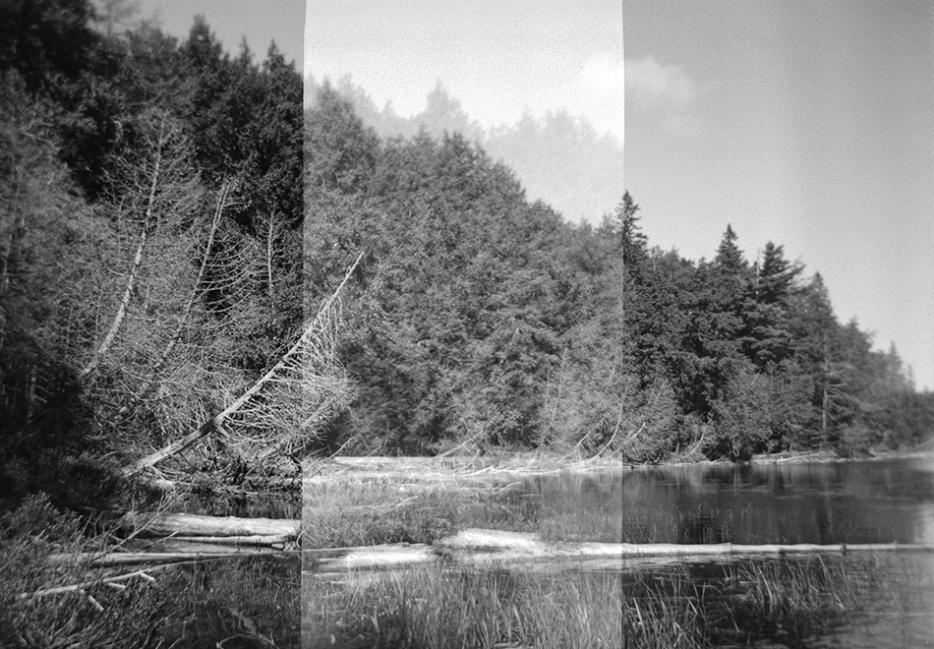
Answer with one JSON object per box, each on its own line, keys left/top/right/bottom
{"left": 1, "top": 0, "right": 302, "bottom": 507}
{"left": 1, "top": 2, "right": 302, "bottom": 646}
{"left": 306, "top": 82, "right": 934, "bottom": 460}
{"left": 1, "top": 495, "right": 299, "bottom": 648}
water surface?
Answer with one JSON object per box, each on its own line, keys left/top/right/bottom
{"left": 612, "top": 456, "right": 934, "bottom": 649}
{"left": 614, "top": 456, "right": 934, "bottom": 545}
{"left": 302, "top": 456, "right": 934, "bottom": 648}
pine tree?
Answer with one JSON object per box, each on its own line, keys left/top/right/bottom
{"left": 745, "top": 241, "right": 802, "bottom": 369}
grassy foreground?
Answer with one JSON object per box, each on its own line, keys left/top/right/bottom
{"left": 303, "top": 554, "right": 896, "bottom": 649}
{"left": 1, "top": 493, "right": 300, "bottom": 648}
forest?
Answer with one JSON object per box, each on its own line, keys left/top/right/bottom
{"left": 2, "top": 0, "right": 933, "bottom": 513}
{"left": 306, "top": 82, "right": 934, "bottom": 460}
{"left": 1, "top": 0, "right": 304, "bottom": 506}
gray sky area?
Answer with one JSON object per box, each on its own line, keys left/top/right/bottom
{"left": 306, "top": 1, "right": 625, "bottom": 138}
{"left": 133, "top": 0, "right": 303, "bottom": 69}
{"left": 626, "top": 0, "right": 934, "bottom": 390}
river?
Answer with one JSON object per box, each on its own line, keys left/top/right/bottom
{"left": 302, "top": 456, "right": 934, "bottom": 648}
{"left": 560, "top": 456, "right": 934, "bottom": 648}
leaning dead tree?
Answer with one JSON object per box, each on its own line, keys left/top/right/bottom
{"left": 123, "top": 252, "right": 363, "bottom": 477}
{"left": 79, "top": 116, "right": 171, "bottom": 381}
{"left": 113, "top": 180, "right": 234, "bottom": 421}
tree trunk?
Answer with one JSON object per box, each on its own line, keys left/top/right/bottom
{"left": 116, "top": 180, "right": 232, "bottom": 418}
{"left": 50, "top": 548, "right": 287, "bottom": 567}
{"left": 80, "top": 121, "right": 166, "bottom": 381}
{"left": 266, "top": 211, "right": 276, "bottom": 297}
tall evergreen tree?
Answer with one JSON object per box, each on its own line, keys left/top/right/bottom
{"left": 745, "top": 241, "right": 802, "bottom": 369}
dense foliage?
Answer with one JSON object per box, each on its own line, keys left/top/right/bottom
{"left": 0, "top": 1, "right": 303, "bottom": 504}
{"left": 306, "top": 83, "right": 934, "bottom": 459}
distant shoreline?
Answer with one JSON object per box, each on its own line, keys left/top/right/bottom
{"left": 304, "top": 444, "right": 934, "bottom": 480}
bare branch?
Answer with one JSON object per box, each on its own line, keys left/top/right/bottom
{"left": 124, "top": 252, "right": 363, "bottom": 474}
{"left": 80, "top": 117, "right": 167, "bottom": 381}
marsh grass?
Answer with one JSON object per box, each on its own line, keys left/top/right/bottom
{"left": 686, "top": 555, "right": 902, "bottom": 647}
{"left": 302, "top": 479, "right": 537, "bottom": 549}
{"left": 1, "top": 494, "right": 300, "bottom": 648}
{"left": 303, "top": 554, "right": 901, "bottom": 649}
{"left": 302, "top": 468, "right": 624, "bottom": 549}
{"left": 304, "top": 567, "right": 624, "bottom": 649}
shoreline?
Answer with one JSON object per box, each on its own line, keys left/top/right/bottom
{"left": 302, "top": 444, "right": 934, "bottom": 482}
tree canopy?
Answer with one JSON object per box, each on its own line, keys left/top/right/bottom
{"left": 304, "top": 83, "right": 933, "bottom": 459}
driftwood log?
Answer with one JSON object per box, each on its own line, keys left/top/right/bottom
{"left": 50, "top": 547, "right": 288, "bottom": 567}
{"left": 40, "top": 512, "right": 301, "bottom": 571}
{"left": 26, "top": 512, "right": 303, "bottom": 600}
{"left": 119, "top": 511, "right": 299, "bottom": 539}
{"left": 306, "top": 528, "right": 934, "bottom": 575}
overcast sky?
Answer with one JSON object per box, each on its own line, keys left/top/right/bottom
{"left": 134, "top": 0, "right": 303, "bottom": 70}
{"left": 305, "top": 1, "right": 625, "bottom": 138}
{"left": 626, "top": 0, "right": 934, "bottom": 390}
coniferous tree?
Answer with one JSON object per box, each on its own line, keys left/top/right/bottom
{"left": 745, "top": 242, "right": 801, "bottom": 370}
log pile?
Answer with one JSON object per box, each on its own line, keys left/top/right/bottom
{"left": 27, "top": 513, "right": 301, "bottom": 601}
{"left": 49, "top": 512, "right": 303, "bottom": 568}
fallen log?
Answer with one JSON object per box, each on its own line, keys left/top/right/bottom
{"left": 143, "top": 539, "right": 291, "bottom": 553}
{"left": 304, "top": 528, "right": 934, "bottom": 574}
{"left": 120, "top": 511, "right": 299, "bottom": 539}
{"left": 163, "top": 534, "right": 294, "bottom": 546}
{"left": 51, "top": 547, "right": 290, "bottom": 567}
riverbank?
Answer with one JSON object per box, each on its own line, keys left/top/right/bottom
{"left": 304, "top": 453, "right": 624, "bottom": 483}
{"left": 302, "top": 443, "right": 934, "bottom": 481}
{"left": 750, "top": 446, "right": 934, "bottom": 465}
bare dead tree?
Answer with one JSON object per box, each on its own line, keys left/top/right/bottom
{"left": 113, "top": 181, "right": 234, "bottom": 421}
{"left": 124, "top": 252, "right": 363, "bottom": 476}
{"left": 79, "top": 113, "right": 193, "bottom": 382}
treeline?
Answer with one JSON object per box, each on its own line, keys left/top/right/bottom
{"left": 306, "top": 83, "right": 934, "bottom": 460}
{"left": 0, "top": 1, "right": 302, "bottom": 503}
{"left": 305, "top": 75, "right": 626, "bottom": 225}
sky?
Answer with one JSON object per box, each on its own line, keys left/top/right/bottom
{"left": 305, "top": 1, "right": 626, "bottom": 138}
{"left": 132, "top": 0, "right": 304, "bottom": 70}
{"left": 625, "top": 0, "right": 934, "bottom": 391}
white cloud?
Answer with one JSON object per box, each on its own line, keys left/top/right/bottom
{"left": 573, "top": 54, "right": 701, "bottom": 141}
{"left": 575, "top": 54, "right": 626, "bottom": 141}
{"left": 625, "top": 55, "right": 699, "bottom": 136}
{"left": 626, "top": 55, "right": 696, "bottom": 109}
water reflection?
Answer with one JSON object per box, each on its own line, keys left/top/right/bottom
{"left": 617, "top": 456, "right": 934, "bottom": 545}
{"left": 178, "top": 490, "right": 300, "bottom": 518}
{"left": 518, "top": 457, "right": 934, "bottom": 649}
